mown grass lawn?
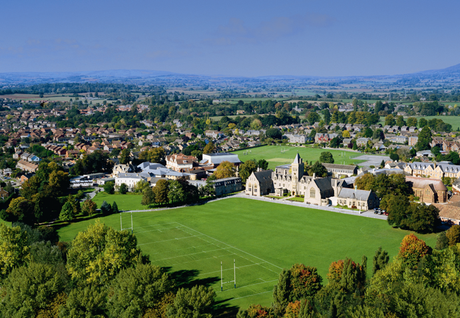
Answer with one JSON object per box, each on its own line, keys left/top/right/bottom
{"left": 58, "top": 198, "right": 437, "bottom": 310}
{"left": 91, "top": 192, "right": 149, "bottom": 211}
{"left": 232, "top": 145, "right": 363, "bottom": 170}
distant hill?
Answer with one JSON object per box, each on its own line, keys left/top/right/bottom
{"left": 1, "top": 64, "right": 460, "bottom": 85}
{"left": 414, "top": 63, "right": 460, "bottom": 76}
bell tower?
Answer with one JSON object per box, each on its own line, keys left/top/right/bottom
{"left": 291, "top": 153, "right": 304, "bottom": 182}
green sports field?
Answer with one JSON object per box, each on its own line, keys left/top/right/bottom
{"left": 92, "top": 192, "right": 148, "bottom": 211}
{"left": 232, "top": 145, "right": 363, "bottom": 170}
{"left": 58, "top": 198, "right": 436, "bottom": 309}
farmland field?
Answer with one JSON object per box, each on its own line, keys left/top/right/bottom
{"left": 378, "top": 115, "right": 460, "bottom": 130}
{"left": 411, "top": 116, "right": 460, "bottom": 131}
{"left": 232, "top": 145, "right": 363, "bottom": 170}
{"left": 58, "top": 198, "right": 436, "bottom": 309}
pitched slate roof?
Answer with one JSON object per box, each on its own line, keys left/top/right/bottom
{"left": 253, "top": 170, "right": 273, "bottom": 182}
{"left": 338, "top": 188, "right": 372, "bottom": 201}
{"left": 313, "top": 178, "right": 334, "bottom": 198}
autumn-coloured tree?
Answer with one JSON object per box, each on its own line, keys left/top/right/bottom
{"left": 290, "top": 263, "right": 322, "bottom": 300}
{"left": 327, "top": 260, "right": 345, "bottom": 285}
{"left": 238, "top": 304, "right": 274, "bottom": 318}
{"left": 397, "top": 234, "right": 430, "bottom": 269}
{"left": 327, "top": 257, "right": 366, "bottom": 294}
{"left": 284, "top": 301, "right": 301, "bottom": 318}
{"left": 213, "top": 161, "right": 235, "bottom": 179}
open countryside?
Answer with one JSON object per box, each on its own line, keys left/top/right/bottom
{"left": 59, "top": 198, "right": 436, "bottom": 309}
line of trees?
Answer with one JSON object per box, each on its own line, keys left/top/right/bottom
{"left": 0, "top": 221, "right": 217, "bottom": 317}
{"left": 238, "top": 234, "right": 460, "bottom": 318}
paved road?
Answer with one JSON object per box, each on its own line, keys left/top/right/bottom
{"left": 231, "top": 193, "right": 388, "bottom": 220}
{"left": 121, "top": 192, "right": 388, "bottom": 221}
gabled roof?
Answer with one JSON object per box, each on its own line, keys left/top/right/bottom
{"left": 313, "top": 177, "right": 334, "bottom": 198}
{"left": 338, "top": 188, "right": 372, "bottom": 201}
{"left": 253, "top": 170, "right": 273, "bottom": 182}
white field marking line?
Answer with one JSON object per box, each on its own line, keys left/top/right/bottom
{"left": 232, "top": 279, "right": 278, "bottom": 290}
{"left": 153, "top": 248, "right": 230, "bottom": 262}
{"left": 176, "top": 223, "right": 283, "bottom": 271}
{"left": 164, "top": 254, "right": 238, "bottom": 267}
{"left": 231, "top": 290, "right": 273, "bottom": 300}
{"left": 131, "top": 222, "right": 179, "bottom": 229}
{"left": 177, "top": 227, "right": 281, "bottom": 275}
{"left": 198, "top": 262, "right": 271, "bottom": 277}
{"left": 147, "top": 244, "right": 221, "bottom": 257}
{"left": 134, "top": 226, "right": 189, "bottom": 234}
{"left": 137, "top": 234, "right": 204, "bottom": 246}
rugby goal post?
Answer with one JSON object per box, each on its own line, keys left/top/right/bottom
{"left": 221, "top": 259, "right": 236, "bottom": 291}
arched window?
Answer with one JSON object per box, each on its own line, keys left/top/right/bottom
{"left": 310, "top": 188, "right": 315, "bottom": 198}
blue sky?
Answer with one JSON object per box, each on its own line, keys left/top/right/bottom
{"left": 1, "top": 0, "right": 459, "bottom": 77}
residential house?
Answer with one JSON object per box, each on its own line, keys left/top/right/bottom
{"left": 284, "top": 134, "right": 307, "bottom": 144}
{"left": 166, "top": 154, "right": 198, "bottom": 172}
{"left": 16, "top": 160, "right": 38, "bottom": 173}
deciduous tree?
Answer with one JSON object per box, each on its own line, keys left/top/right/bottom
{"left": 167, "top": 285, "right": 216, "bottom": 318}
{"left": 82, "top": 199, "right": 97, "bottom": 216}
{"left": 119, "top": 183, "right": 128, "bottom": 194}
{"left": 239, "top": 160, "right": 258, "bottom": 182}
{"left": 104, "top": 181, "right": 115, "bottom": 194}
{"left": 319, "top": 152, "right": 334, "bottom": 163}
{"left": 66, "top": 221, "right": 143, "bottom": 285}
{"left": 446, "top": 225, "right": 460, "bottom": 246}
{"left": 154, "top": 179, "right": 170, "bottom": 204}
{"left": 397, "top": 234, "right": 430, "bottom": 269}
{"left": 0, "top": 263, "right": 66, "bottom": 316}
{"left": 142, "top": 187, "right": 155, "bottom": 205}
{"left": 203, "top": 142, "right": 215, "bottom": 154}
{"left": 0, "top": 224, "right": 29, "bottom": 280}
{"left": 60, "top": 285, "right": 106, "bottom": 318}
{"left": 108, "top": 264, "right": 174, "bottom": 317}
{"left": 119, "top": 148, "right": 131, "bottom": 164}
{"left": 214, "top": 161, "right": 235, "bottom": 179}
{"left": 415, "top": 126, "right": 432, "bottom": 151}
